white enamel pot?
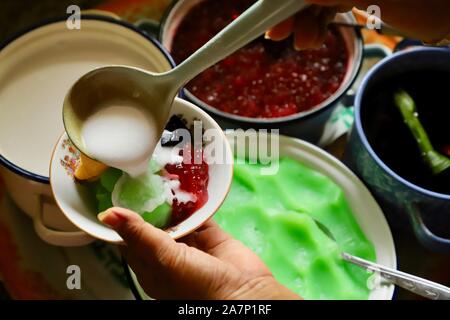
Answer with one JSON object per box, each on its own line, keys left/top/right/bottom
{"left": 0, "top": 15, "right": 175, "bottom": 246}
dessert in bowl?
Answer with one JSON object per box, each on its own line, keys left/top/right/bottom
{"left": 159, "top": 0, "right": 363, "bottom": 142}
{"left": 127, "top": 132, "right": 396, "bottom": 300}
{"left": 50, "top": 98, "right": 233, "bottom": 243}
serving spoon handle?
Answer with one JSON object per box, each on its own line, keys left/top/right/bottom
{"left": 314, "top": 219, "right": 450, "bottom": 300}
{"left": 159, "top": 0, "right": 309, "bottom": 90}
{"left": 342, "top": 253, "right": 450, "bottom": 300}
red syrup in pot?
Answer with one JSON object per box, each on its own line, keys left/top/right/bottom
{"left": 164, "top": 145, "right": 209, "bottom": 225}
{"left": 171, "top": 0, "right": 349, "bottom": 118}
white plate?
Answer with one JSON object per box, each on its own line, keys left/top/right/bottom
{"left": 233, "top": 133, "right": 396, "bottom": 300}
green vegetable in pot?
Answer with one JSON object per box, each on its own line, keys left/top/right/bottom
{"left": 394, "top": 90, "right": 450, "bottom": 175}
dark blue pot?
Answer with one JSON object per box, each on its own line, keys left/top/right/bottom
{"left": 345, "top": 47, "right": 450, "bottom": 253}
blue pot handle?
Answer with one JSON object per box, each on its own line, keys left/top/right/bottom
{"left": 134, "top": 18, "right": 161, "bottom": 39}
{"left": 407, "top": 203, "right": 450, "bottom": 253}
{"left": 364, "top": 43, "right": 392, "bottom": 59}
{"left": 340, "top": 44, "right": 391, "bottom": 108}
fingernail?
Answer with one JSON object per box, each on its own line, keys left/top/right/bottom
{"left": 97, "top": 210, "right": 109, "bottom": 221}
{"left": 98, "top": 210, "right": 124, "bottom": 229}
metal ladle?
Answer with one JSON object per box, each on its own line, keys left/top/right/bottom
{"left": 62, "top": 0, "right": 309, "bottom": 160}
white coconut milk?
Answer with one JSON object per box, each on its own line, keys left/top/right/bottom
{"left": 81, "top": 103, "right": 159, "bottom": 177}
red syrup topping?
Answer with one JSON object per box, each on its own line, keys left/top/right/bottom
{"left": 164, "top": 145, "right": 209, "bottom": 225}
{"left": 171, "top": 0, "right": 349, "bottom": 118}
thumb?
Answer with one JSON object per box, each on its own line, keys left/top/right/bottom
{"left": 98, "top": 207, "right": 177, "bottom": 258}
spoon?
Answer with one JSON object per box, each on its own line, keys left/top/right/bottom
{"left": 62, "top": 0, "right": 309, "bottom": 161}
{"left": 313, "top": 219, "right": 450, "bottom": 300}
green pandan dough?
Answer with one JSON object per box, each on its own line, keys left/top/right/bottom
{"left": 214, "top": 157, "right": 376, "bottom": 300}
{"left": 142, "top": 203, "right": 172, "bottom": 229}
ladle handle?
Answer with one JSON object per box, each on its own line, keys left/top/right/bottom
{"left": 162, "top": 0, "right": 308, "bottom": 88}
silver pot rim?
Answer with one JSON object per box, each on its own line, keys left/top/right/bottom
{"left": 159, "top": 0, "right": 364, "bottom": 125}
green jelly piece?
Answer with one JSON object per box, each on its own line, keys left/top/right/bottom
{"left": 96, "top": 192, "right": 113, "bottom": 213}
{"left": 100, "top": 168, "right": 123, "bottom": 192}
{"left": 117, "top": 173, "right": 164, "bottom": 214}
{"left": 142, "top": 203, "right": 172, "bottom": 229}
{"left": 92, "top": 180, "right": 106, "bottom": 194}
{"left": 89, "top": 180, "right": 111, "bottom": 213}
{"left": 214, "top": 156, "right": 376, "bottom": 300}
{"left": 149, "top": 159, "right": 162, "bottom": 174}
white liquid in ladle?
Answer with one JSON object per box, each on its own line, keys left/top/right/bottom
{"left": 81, "top": 104, "right": 159, "bottom": 177}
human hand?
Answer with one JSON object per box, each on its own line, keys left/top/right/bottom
{"left": 265, "top": 3, "right": 351, "bottom": 50}
{"left": 98, "top": 207, "right": 301, "bottom": 300}
{"left": 266, "top": 0, "right": 450, "bottom": 49}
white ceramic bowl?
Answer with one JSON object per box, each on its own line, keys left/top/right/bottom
{"left": 127, "top": 132, "right": 396, "bottom": 300}
{"left": 0, "top": 15, "right": 175, "bottom": 246}
{"left": 50, "top": 97, "right": 233, "bottom": 243}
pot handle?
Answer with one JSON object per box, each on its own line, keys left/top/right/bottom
{"left": 341, "top": 44, "right": 391, "bottom": 107}
{"left": 33, "top": 195, "right": 95, "bottom": 247}
{"left": 364, "top": 43, "right": 392, "bottom": 59}
{"left": 134, "top": 18, "right": 161, "bottom": 38}
{"left": 407, "top": 202, "right": 450, "bottom": 253}
{"left": 319, "top": 44, "right": 392, "bottom": 145}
